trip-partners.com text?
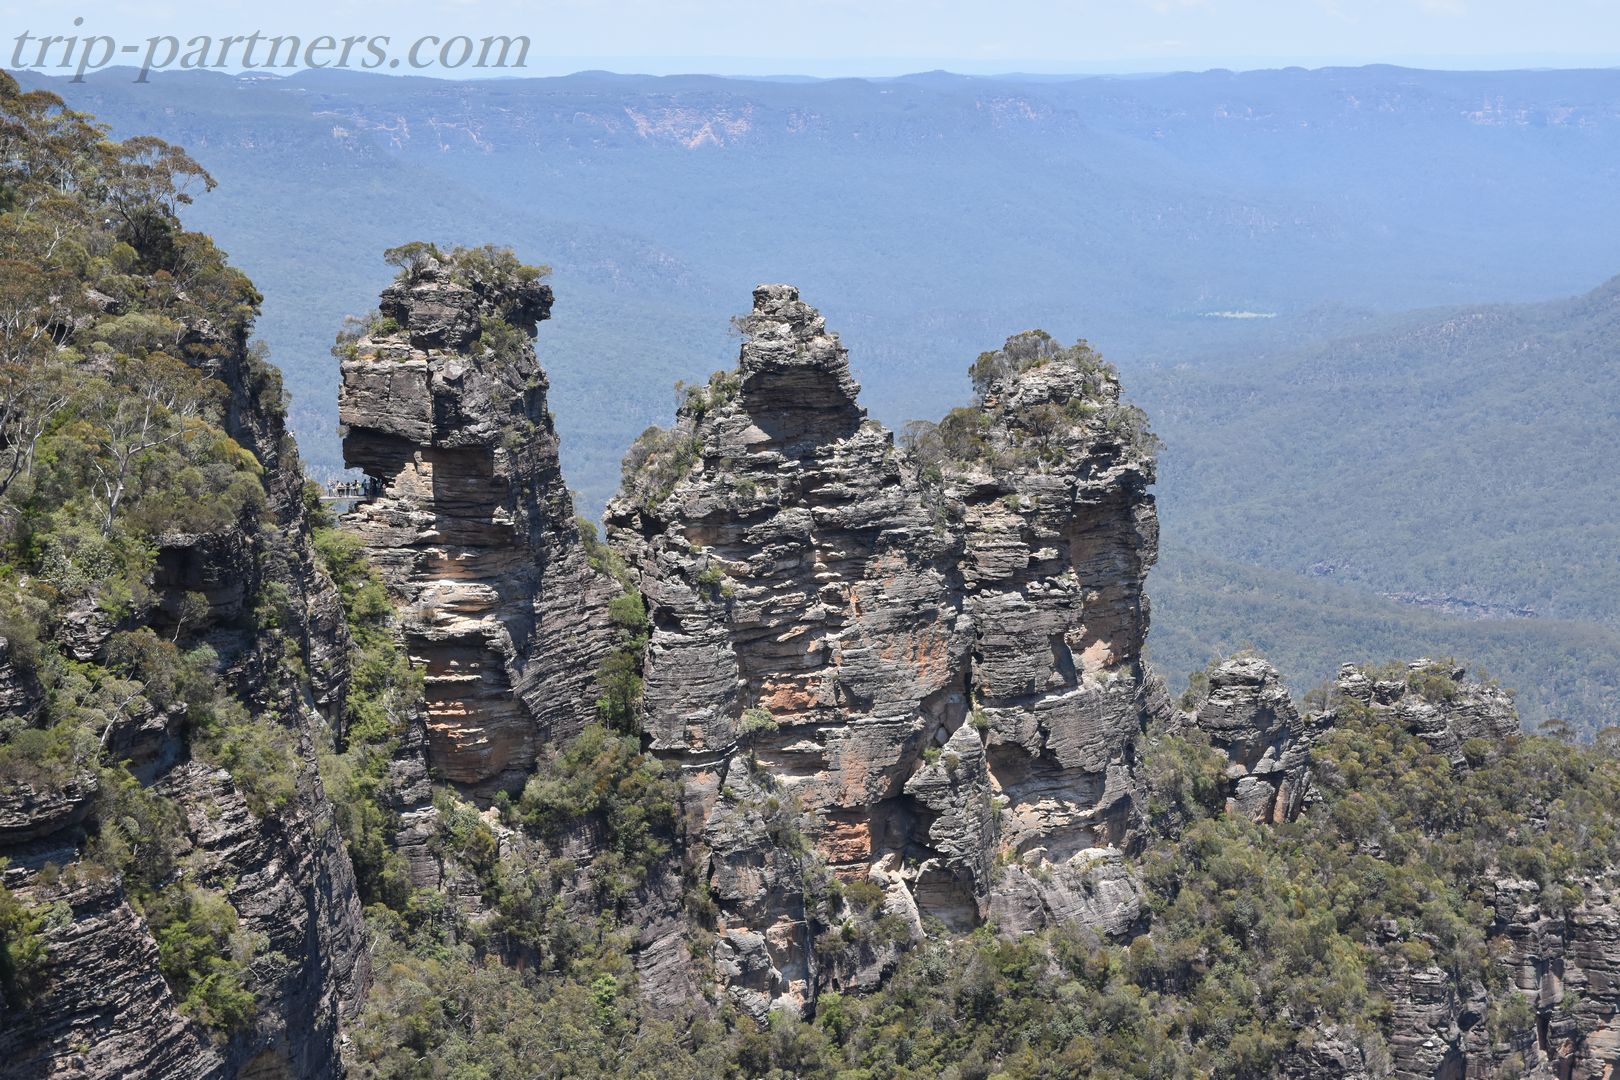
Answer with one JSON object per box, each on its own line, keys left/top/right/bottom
{"left": 11, "top": 18, "right": 532, "bottom": 82}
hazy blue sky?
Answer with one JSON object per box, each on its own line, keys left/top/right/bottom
{"left": 8, "top": 0, "right": 1619, "bottom": 76}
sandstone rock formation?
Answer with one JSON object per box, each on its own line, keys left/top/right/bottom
{"left": 604, "top": 287, "right": 1163, "bottom": 1012}
{"left": 338, "top": 256, "right": 616, "bottom": 798}
{"left": 1335, "top": 658, "right": 1520, "bottom": 766}
{"left": 13, "top": 247, "right": 1620, "bottom": 1077}
{"left": 941, "top": 329, "right": 1165, "bottom": 931}
{"left": 1183, "top": 655, "right": 1314, "bottom": 823}
{"left": 0, "top": 877, "right": 224, "bottom": 1079}
{"left": 1490, "top": 879, "right": 1620, "bottom": 1080}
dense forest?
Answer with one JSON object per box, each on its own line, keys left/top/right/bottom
{"left": 1142, "top": 280, "right": 1620, "bottom": 731}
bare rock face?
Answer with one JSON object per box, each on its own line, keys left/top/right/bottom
{"left": 1473, "top": 879, "right": 1620, "bottom": 1080}
{"left": 986, "top": 846, "right": 1142, "bottom": 939}
{"left": 605, "top": 287, "right": 1163, "bottom": 1012}
{"left": 339, "top": 258, "right": 616, "bottom": 798}
{"left": 0, "top": 878, "right": 223, "bottom": 1079}
{"left": 940, "top": 330, "right": 1166, "bottom": 917}
{"left": 0, "top": 776, "right": 96, "bottom": 850}
{"left": 161, "top": 761, "right": 369, "bottom": 1078}
{"left": 1184, "top": 656, "right": 1314, "bottom": 823}
{"left": 1276, "top": 1024, "right": 1389, "bottom": 1079}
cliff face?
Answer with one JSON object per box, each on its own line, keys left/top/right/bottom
{"left": 338, "top": 259, "right": 616, "bottom": 799}
{"left": 943, "top": 330, "right": 1165, "bottom": 938}
{"left": 0, "top": 317, "right": 367, "bottom": 1079}
{"left": 604, "top": 286, "right": 1163, "bottom": 1013}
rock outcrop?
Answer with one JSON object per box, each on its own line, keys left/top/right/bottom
{"left": 604, "top": 287, "right": 1163, "bottom": 1012}
{"left": 1196, "top": 658, "right": 1620, "bottom": 1080}
{"left": 12, "top": 244, "right": 1620, "bottom": 1078}
{"left": 0, "top": 878, "right": 224, "bottom": 1079}
{"left": 1335, "top": 658, "right": 1520, "bottom": 766}
{"left": 1183, "top": 656, "right": 1314, "bottom": 823}
{"left": 1490, "top": 880, "right": 1620, "bottom": 1080}
{"left": 339, "top": 257, "right": 617, "bottom": 798}
{"left": 1314, "top": 661, "right": 1608, "bottom": 1080}
{"left": 942, "top": 329, "right": 1165, "bottom": 921}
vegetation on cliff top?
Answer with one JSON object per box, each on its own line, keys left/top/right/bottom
{"left": 901, "top": 330, "right": 1158, "bottom": 488}
{"left": 0, "top": 70, "right": 320, "bottom": 1038}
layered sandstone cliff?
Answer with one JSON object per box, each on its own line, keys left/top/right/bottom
{"left": 338, "top": 256, "right": 617, "bottom": 798}
{"left": 603, "top": 286, "right": 1163, "bottom": 1012}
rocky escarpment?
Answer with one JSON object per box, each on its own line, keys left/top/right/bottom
{"left": 339, "top": 256, "right": 617, "bottom": 799}
{"left": 604, "top": 286, "right": 1163, "bottom": 1013}
{"left": 2, "top": 760, "right": 366, "bottom": 1080}
{"left": 1490, "top": 880, "right": 1620, "bottom": 1080}
{"left": 941, "top": 329, "right": 1165, "bottom": 938}
{"left": 0, "top": 876, "right": 223, "bottom": 1078}
{"left": 1189, "top": 658, "right": 1620, "bottom": 1080}
{"left": 1, "top": 312, "right": 367, "bottom": 1077}
{"left": 1318, "top": 662, "right": 1585, "bottom": 1080}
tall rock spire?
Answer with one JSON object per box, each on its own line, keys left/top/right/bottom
{"left": 735, "top": 283, "right": 865, "bottom": 449}
{"left": 339, "top": 251, "right": 616, "bottom": 798}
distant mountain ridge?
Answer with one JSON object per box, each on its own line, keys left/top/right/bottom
{"left": 1143, "top": 274, "right": 1620, "bottom": 727}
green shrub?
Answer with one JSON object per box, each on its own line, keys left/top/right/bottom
{"left": 0, "top": 873, "right": 48, "bottom": 1003}
{"left": 517, "top": 724, "right": 679, "bottom": 906}
{"left": 619, "top": 426, "right": 701, "bottom": 511}
{"left": 435, "top": 789, "right": 500, "bottom": 886}
{"left": 312, "top": 527, "right": 419, "bottom": 910}
{"left": 595, "top": 590, "right": 649, "bottom": 731}
{"left": 695, "top": 563, "right": 730, "bottom": 602}
{"left": 190, "top": 695, "right": 297, "bottom": 817}
{"left": 740, "top": 707, "right": 777, "bottom": 738}
{"left": 142, "top": 884, "right": 259, "bottom": 1037}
